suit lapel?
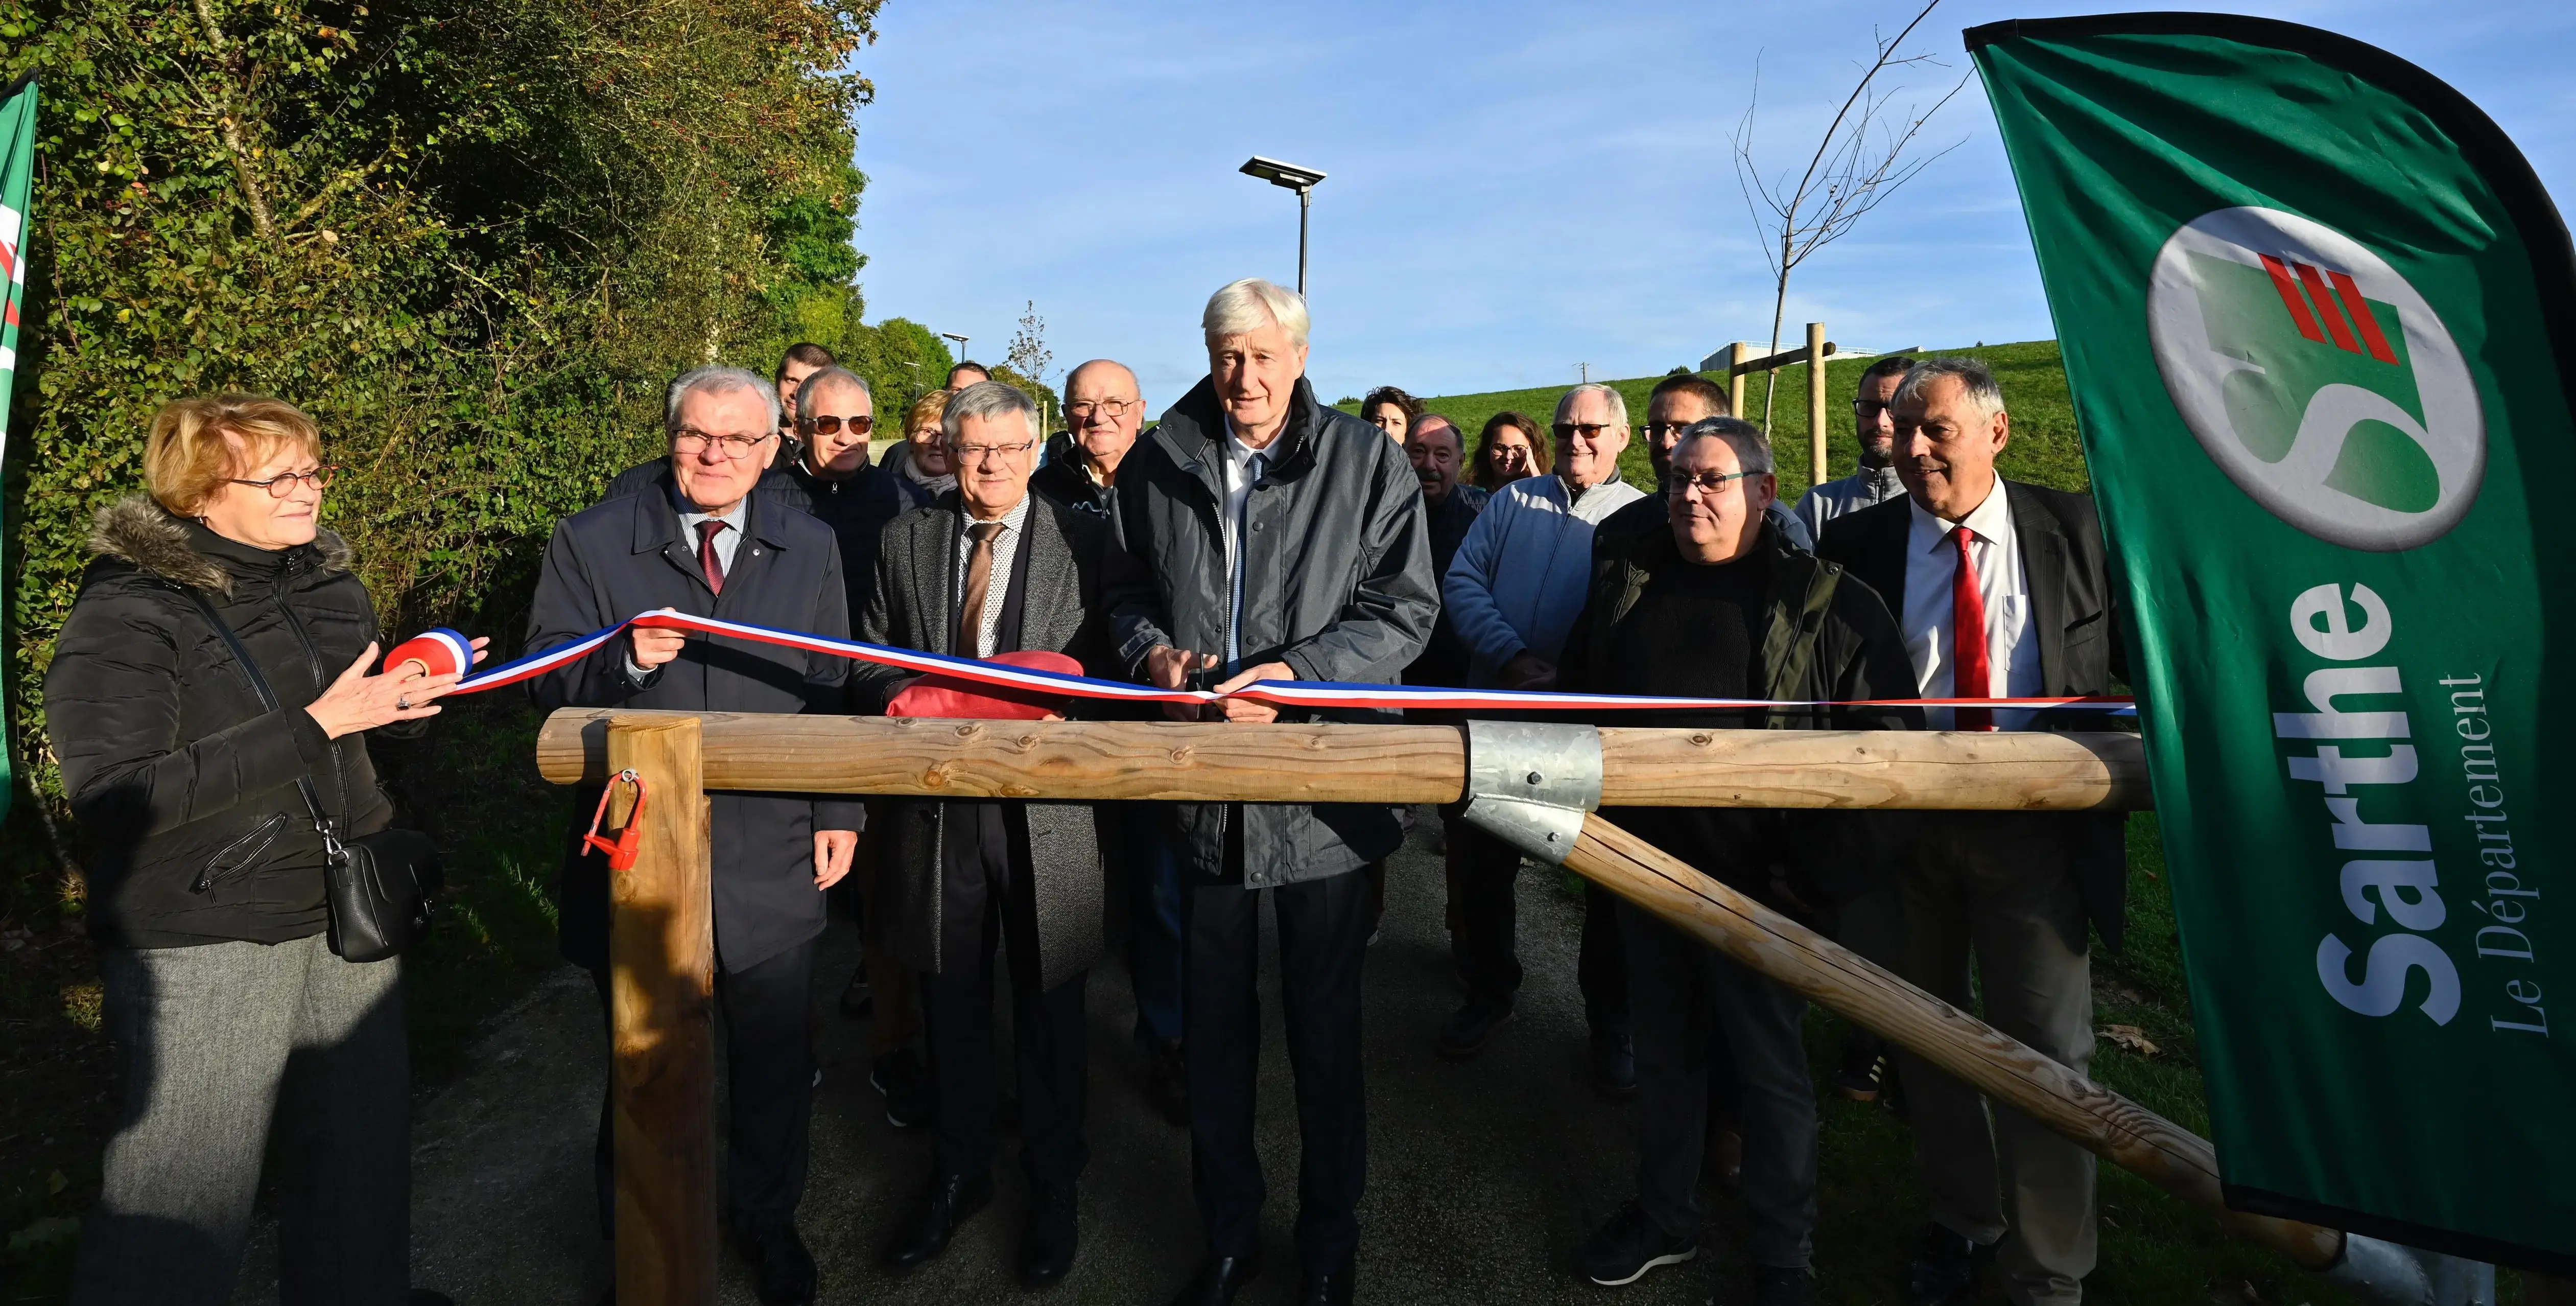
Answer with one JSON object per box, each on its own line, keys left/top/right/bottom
{"left": 908, "top": 508, "right": 956, "bottom": 657}
{"left": 1018, "top": 501, "right": 1078, "bottom": 648}
{"left": 2010, "top": 480, "right": 2071, "bottom": 694}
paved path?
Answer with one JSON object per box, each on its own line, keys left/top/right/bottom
{"left": 241, "top": 815, "right": 1766, "bottom": 1304}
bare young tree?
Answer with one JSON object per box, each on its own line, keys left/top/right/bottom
{"left": 1007, "top": 299, "right": 1053, "bottom": 392}
{"left": 1734, "top": 0, "right": 1968, "bottom": 433}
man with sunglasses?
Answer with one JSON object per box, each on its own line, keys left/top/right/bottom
{"left": 785, "top": 365, "right": 943, "bottom": 1129}
{"left": 1561, "top": 418, "right": 1918, "bottom": 1304}
{"left": 1438, "top": 382, "right": 1644, "bottom": 1088}
{"left": 525, "top": 364, "right": 864, "bottom": 1306}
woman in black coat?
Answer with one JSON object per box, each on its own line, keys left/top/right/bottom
{"left": 43, "top": 394, "right": 476, "bottom": 1306}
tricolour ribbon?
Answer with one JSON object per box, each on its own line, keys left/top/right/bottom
{"left": 454, "top": 609, "right": 2137, "bottom": 716}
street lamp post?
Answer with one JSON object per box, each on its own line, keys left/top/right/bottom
{"left": 938, "top": 332, "right": 971, "bottom": 371}
{"left": 1239, "top": 155, "right": 1327, "bottom": 296}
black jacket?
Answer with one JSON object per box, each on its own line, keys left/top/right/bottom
{"left": 1405, "top": 483, "right": 1488, "bottom": 687}
{"left": 1559, "top": 523, "right": 1922, "bottom": 898}
{"left": 524, "top": 472, "right": 865, "bottom": 971}
{"left": 1100, "top": 375, "right": 1438, "bottom": 887}
{"left": 1030, "top": 437, "right": 1119, "bottom": 517}
{"left": 1814, "top": 479, "right": 2136, "bottom": 946}
{"left": 45, "top": 497, "right": 396, "bottom": 948}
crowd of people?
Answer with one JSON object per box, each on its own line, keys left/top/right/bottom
{"left": 41, "top": 274, "right": 2125, "bottom": 1306}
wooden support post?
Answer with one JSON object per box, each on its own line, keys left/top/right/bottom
{"left": 1807, "top": 321, "right": 1830, "bottom": 487}
{"left": 605, "top": 715, "right": 716, "bottom": 1306}
{"left": 1728, "top": 341, "right": 1749, "bottom": 417}
{"left": 1560, "top": 810, "right": 2346, "bottom": 1272}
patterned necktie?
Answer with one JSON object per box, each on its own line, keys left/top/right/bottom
{"left": 696, "top": 519, "right": 729, "bottom": 597}
{"left": 1950, "top": 525, "right": 1994, "bottom": 731}
{"left": 956, "top": 521, "right": 1003, "bottom": 657}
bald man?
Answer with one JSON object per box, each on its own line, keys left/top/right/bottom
{"left": 1032, "top": 359, "right": 1147, "bottom": 517}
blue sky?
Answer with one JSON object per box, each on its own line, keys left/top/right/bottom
{"left": 848, "top": 1, "right": 2575, "bottom": 406}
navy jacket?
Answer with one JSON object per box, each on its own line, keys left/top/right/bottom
{"left": 525, "top": 475, "right": 865, "bottom": 971}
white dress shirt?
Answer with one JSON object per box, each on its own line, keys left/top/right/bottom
{"left": 951, "top": 493, "right": 1033, "bottom": 659}
{"left": 1900, "top": 484, "right": 2042, "bottom": 730}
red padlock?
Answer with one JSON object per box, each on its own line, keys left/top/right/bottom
{"left": 580, "top": 769, "right": 649, "bottom": 871}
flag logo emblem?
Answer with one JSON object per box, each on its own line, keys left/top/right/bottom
{"left": 2147, "top": 206, "right": 2483, "bottom": 551}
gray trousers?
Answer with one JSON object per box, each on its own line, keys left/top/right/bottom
{"left": 74, "top": 934, "right": 410, "bottom": 1306}
{"left": 1896, "top": 814, "right": 2098, "bottom": 1305}
{"left": 1621, "top": 900, "right": 1818, "bottom": 1270}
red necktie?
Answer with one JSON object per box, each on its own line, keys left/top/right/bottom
{"left": 696, "top": 520, "right": 728, "bottom": 596}
{"left": 1950, "top": 525, "right": 1993, "bottom": 731}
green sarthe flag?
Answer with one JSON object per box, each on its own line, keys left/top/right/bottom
{"left": 1970, "top": 15, "right": 2575, "bottom": 1270}
{"left": 0, "top": 76, "right": 32, "bottom": 828}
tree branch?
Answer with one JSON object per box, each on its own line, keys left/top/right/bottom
{"left": 189, "top": 0, "right": 277, "bottom": 239}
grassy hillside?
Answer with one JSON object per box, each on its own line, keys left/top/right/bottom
{"left": 1344, "top": 339, "right": 2090, "bottom": 502}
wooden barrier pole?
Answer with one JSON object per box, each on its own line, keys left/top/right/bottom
{"left": 536, "top": 713, "right": 2153, "bottom": 813}
{"left": 1728, "top": 341, "right": 1750, "bottom": 416}
{"left": 1807, "top": 321, "right": 1830, "bottom": 486}
{"left": 605, "top": 716, "right": 717, "bottom": 1306}
{"left": 1562, "top": 811, "right": 2346, "bottom": 1271}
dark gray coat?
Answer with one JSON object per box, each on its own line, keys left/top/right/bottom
{"left": 849, "top": 494, "right": 1112, "bottom": 991}
{"left": 524, "top": 477, "right": 865, "bottom": 972}
{"left": 1100, "top": 375, "right": 1438, "bottom": 888}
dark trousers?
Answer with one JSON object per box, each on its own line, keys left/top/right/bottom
{"left": 1448, "top": 815, "right": 1629, "bottom": 1031}
{"left": 1114, "top": 802, "right": 1186, "bottom": 1046}
{"left": 1622, "top": 900, "right": 1819, "bottom": 1270}
{"left": 590, "top": 936, "right": 817, "bottom": 1237}
{"left": 925, "top": 801, "right": 1090, "bottom": 1189}
{"left": 1185, "top": 848, "right": 1371, "bottom": 1274}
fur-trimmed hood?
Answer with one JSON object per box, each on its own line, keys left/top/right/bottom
{"left": 86, "top": 494, "right": 354, "bottom": 597}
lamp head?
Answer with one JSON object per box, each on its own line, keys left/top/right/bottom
{"left": 1240, "top": 155, "right": 1327, "bottom": 193}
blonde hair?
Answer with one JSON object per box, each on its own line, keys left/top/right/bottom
{"left": 905, "top": 388, "right": 954, "bottom": 442}
{"left": 146, "top": 393, "right": 324, "bottom": 517}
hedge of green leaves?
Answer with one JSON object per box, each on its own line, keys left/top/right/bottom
{"left": 1, "top": 0, "right": 944, "bottom": 898}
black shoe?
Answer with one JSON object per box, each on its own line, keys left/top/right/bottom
{"left": 1435, "top": 995, "right": 1512, "bottom": 1060}
{"left": 1834, "top": 1049, "right": 1887, "bottom": 1103}
{"left": 1904, "top": 1223, "right": 1984, "bottom": 1306}
{"left": 838, "top": 965, "right": 873, "bottom": 1020}
{"left": 882, "top": 1171, "right": 993, "bottom": 1270}
{"left": 1591, "top": 1027, "right": 1637, "bottom": 1099}
{"left": 736, "top": 1222, "right": 817, "bottom": 1305}
{"left": 871, "top": 1048, "right": 933, "bottom": 1130}
{"left": 1018, "top": 1182, "right": 1079, "bottom": 1287}
{"left": 1163, "top": 1251, "right": 1261, "bottom": 1305}
{"left": 1755, "top": 1265, "right": 1814, "bottom": 1306}
{"left": 1147, "top": 1038, "right": 1191, "bottom": 1127}
{"left": 1299, "top": 1257, "right": 1356, "bottom": 1306}
{"left": 1579, "top": 1200, "right": 1697, "bottom": 1287}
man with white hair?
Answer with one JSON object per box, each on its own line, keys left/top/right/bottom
{"left": 1816, "top": 357, "right": 2126, "bottom": 1306}
{"left": 1435, "top": 382, "right": 1644, "bottom": 1086}
{"left": 524, "top": 364, "right": 864, "bottom": 1305}
{"left": 1102, "top": 277, "right": 1436, "bottom": 1306}
{"left": 1558, "top": 417, "right": 1918, "bottom": 1304}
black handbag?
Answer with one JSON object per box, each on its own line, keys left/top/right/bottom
{"left": 184, "top": 589, "right": 442, "bottom": 963}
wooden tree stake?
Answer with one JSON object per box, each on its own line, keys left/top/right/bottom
{"left": 605, "top": 715, "right": 716, "bottom": 1306}
{"left": 1807, "top": 321, "right": 1830, "bottom": 486}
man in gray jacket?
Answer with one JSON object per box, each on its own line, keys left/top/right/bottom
{"left": 1102, "top": 278, "right": 1436, "bottom": 1306}
{"left": 1436, "top": 382, "right": 1644, "bottom": 1088}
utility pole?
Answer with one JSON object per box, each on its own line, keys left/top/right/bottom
{"left": 1578, "top": 362, "right": 1591, "bottom": 384}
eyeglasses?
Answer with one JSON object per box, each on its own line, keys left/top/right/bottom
{"left": 949, "top": 439, "right": 1036, "bottom": 464}
{"left": 1067, "top": 398, "right": 1139, "bottom": 419}
{"left": 1666, "top": 470, "right": 1762, "bottom": 497}
{"left": 1551, "top": 422, "right": 1615, "bottom": 441}
{"left": 228, "top": 466, "right": 339, "bottom": 497}
{"left": 1853, "top": 400, "right": 1894, "bottom": 418}
{"left": 800, "top": 414, "right": 872, "bottom": 436}
{"left": 1642, "top": 422, "right": 1699, "bottom": 441}
{"left": 672, "top": 428, "right": 776, "bottom": 459}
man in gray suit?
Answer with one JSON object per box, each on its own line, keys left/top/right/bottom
{"left": 850, "top": 382, "right": 1113, "bottom": 1289}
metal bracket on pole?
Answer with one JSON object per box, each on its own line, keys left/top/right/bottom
{"left": 2313, "top": 1233, "right": 2495, "bottom": 1306}
{"left": 1457, "top": 720, "right": 1602, "bottom": 866}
